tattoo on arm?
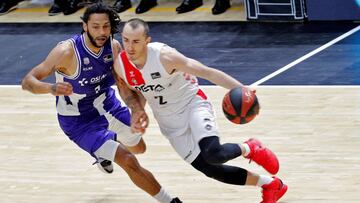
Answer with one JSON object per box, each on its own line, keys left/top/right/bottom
{"left": 125, "top": 93, "right": 141, "bottom": 110}
{"left": 113, "top": 72, "right": 142, "bottom": 110}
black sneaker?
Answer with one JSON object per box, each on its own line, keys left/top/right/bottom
{"left": 96, "top": 159, "right": 114, "bottom": 174}
{"left": 48, "top": 2, "right": 62, "bottom": 16}
{"left": 212, "top": 0, "right": 230, "bottom": 15}
{"left": 135, "top": 0, "right": 157, "bottom": 14}
{"left": 170, "top": 197, "right": 183, "bottom": 203}
{"left": 113, "top": 0, "right": 132, "bottom": 13}
{"left": 176, "top": 0, "right": 203, "bottom": 14}
{"left": 0, "top": 0, "right": 23, "bottom": 16}
{"left": 58, "top": 0, "right": 83, "bottom": 15}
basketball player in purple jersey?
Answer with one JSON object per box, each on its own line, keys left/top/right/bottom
{"left": 21, "top": 3, "right": 181, "bottom": 203}
{"left": 115, "top": 18, "right": 287, "bottom": 203}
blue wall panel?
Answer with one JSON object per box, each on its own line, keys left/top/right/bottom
{"left": 306, "top": 0, "right": 360, "bottom": 20}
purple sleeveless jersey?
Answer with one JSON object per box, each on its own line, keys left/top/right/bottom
{"left": 55, "top": 34, "right": 130, "bottom": 157}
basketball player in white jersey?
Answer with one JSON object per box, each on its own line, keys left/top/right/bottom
{"left": 21, "top": 3, "right": 182, "bottom": 203}
{"left": 114, "top": 18, "right": 288, "bottom": 203}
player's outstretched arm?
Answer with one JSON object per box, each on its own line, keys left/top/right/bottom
{"left": 160, "top": 46, "right": 244, "bottom": 90}
{"left": 21, "top": 43, "right": 73, "bottom": 96}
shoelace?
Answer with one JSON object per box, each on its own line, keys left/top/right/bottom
{"left": 247, "top": 150, "right": 254, "bottom": 164}
{"left": 247, "top": 143, "right": 263, "bottom": 164}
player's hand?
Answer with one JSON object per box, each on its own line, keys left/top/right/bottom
{"left": 131, "top": 110, "right": 149, "bottom": 134}
{"left": 246, "top": 86, "right": 260, "bottom": 115}
{"left": 50, "top": 82, "right": 73, "bottom": 96}
{"left": 246, "top": 86, "right": 256, "bottom": 94}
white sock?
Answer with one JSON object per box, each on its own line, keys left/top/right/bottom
{"left": 153, "top": 187, "right": 173, "bottom": 203}
{"left": 256, "top": 175, "right": 274, "bottom": 187}
{"left": 241, "top": 143, "right": 251, "bottom": 157}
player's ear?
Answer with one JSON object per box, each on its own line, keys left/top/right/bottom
{"left": 83, "top": 22, "right": 87, "bottom": 32}
{"left": 146, "top": 36, "right": 151, "bottom": 44}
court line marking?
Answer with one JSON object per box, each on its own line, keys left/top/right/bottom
{"left": 251, "top": 25, "right": 360, "bottom": 87}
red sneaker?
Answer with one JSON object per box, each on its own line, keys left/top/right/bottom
{"left": 244, "top": 138, "right": 279, "bottom": 174}
{"left": 261, "top": 177, "right": 288, "bottom": 203}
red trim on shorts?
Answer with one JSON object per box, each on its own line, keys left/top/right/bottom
{"left": 196, "top": 89, "right": 207, "bottom": 100}
{"left": 120, "top": 51, "right": 145, "bottom": 86}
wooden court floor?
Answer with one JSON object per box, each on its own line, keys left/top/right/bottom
{"left": 1, "top": 86, "right": 359, "bottom": 203}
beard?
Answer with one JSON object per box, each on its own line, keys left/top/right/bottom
{"left": 87, "top": 31, "right": 107, "bottom": 48}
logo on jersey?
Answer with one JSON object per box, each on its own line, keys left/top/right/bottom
{"left": 151, "top": 72, "right": 161, "bottom": 79}
{"left": 83, "top": 57, "right": 90, "bottom": 65}
{"left": 78, "top": 74, "right": 107, "bottom": 86}
{"left": 131, "top": 78, "right": 138, "bottom": 85}
{"left": 135, "top": 84, "right": 165, "bottom": 93}
{"left": 90, "top": 74, "right": 107, "bottom": 84}
{"left": 78, "top": 78, "right": 88, "bottom": 86}
{"left": 83, "top": 66, "right": 93, "bottom": 71}
{"left": 103, "top": 54, "right": 113, "bottom": 63}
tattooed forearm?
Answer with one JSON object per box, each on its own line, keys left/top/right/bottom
{"left": 113, "top": 72, "right": 143, "bottom": 111}
{"left": 124, "top": 93, "right": 142, "bottom": 110}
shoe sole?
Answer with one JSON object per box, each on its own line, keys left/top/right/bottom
{"left": 212, "top": 4, "right": 231, "bottom": 15}
{"left": 48, "top": 12, "right": 62, "bottom": 16}
{"left": 97, "top": 162, "right": 114, "bottom": 174}
{"left": 135, "top": 3, "right": 158, "bottom": 14}
{"left": 176, "top": 3, "right": 203, "bottom": 14}
{"left": 263, "top": 148, "right": 279, "bottom": 175}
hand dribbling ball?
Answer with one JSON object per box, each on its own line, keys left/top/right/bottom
{"left": 222, "top": 87, "right": 259, "bottom": 124}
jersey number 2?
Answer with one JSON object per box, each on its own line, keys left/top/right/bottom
{"left": 154, "top": 96, "right": 167, "bottom": 105}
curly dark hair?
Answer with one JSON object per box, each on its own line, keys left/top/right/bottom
{"left": 80, "top": 2, "right": 121, "bottom": 35}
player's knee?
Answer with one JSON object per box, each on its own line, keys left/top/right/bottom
{"left": 135, "top": 144, "right": 146, "bottom": 154}
{"left": 115, "top": 149, "right": 140, "bottom": 172}
{"left": 199, "top": 136, "right": 227, "bottom": 164}
{"left": 121, "top": 153, "right": 141, "bottom": 171}
{"left": 191, "top": 157, "right": 217, "bottom": 179}
{"left": 129, "top": 142, "right": 146, "bottom": 154}
{"left": 201, "top": 146, "right": 227, "bottom": 164}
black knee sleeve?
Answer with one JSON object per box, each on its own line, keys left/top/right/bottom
{"left": 191, "top": 154, "right": 247, "bottom": 185}
{"left": 199, "top": 136, "right": 242, "bottom": 164}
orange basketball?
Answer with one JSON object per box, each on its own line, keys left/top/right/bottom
{"left": 222, "top": 87, "right": 259, "bottom": 124}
